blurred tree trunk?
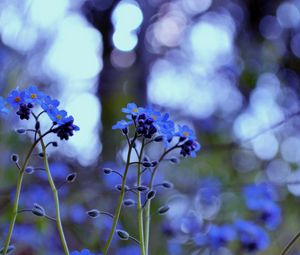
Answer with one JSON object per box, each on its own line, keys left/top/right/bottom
{"left": 82, "top": 0, "right": 157, "bottom": 161}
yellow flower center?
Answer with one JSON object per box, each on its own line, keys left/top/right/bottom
{"left": 152, "top": 114, "right": 157, "bottom": 120}
{"left": 133, "top": 108, "right": 138, "bottom": 113}
{"left": 15, "top": 96, "right": 21, "bottom": 102}
{"left": 183, "top": 131, "right": 189, "bottom": 137}
{"left": 30, "top": 93, "right": 37, "bottom": 99}
{"left": 56, "top": 114, "right": 62, "bottom": 120}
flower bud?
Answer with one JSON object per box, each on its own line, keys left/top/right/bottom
{"left": 87, "top": 209, "right": 100, "bottom": 218}
{"left": 154, "top": 136, "right": 163, "bottom": 142}
{"left": 136, "top": 185, "right": 149, "bottom": 192}
{"left": 170, "top": 157, "right": 180, "bottom": 164}
{"left": 116, "top": 229, "right": 129, "bottom": 240}
{"left": 161, "top": 181, "right": 174, "bottom": 189}
{"left": 66, "top": 172, "right": 77, "bottom": 183}
{"left": 123, "top": 199, "right": 135, "bottom": 207}
{"left": 11, "top": 154, "right": 19, "bottom": 163}
{"left": 103, "top": 168, "right": 113, "bottom": 174}
{"left": 25, "top": 166, "right": 34, "bottom": 174}
{"left": 16, "top": 128, "right": 26, "bottom": 134}
{"left": 146, "top": 190, "right": 156, "bottom": 200}
{"left": 35, "top": 121, "right": 40, "bottom": 130}
{"left": 142, "top": 162, "right": 152, "bottom": 168}
{"left": 158, "top": 205, "right": 170, "bottom": 215}
{"left": 32, "top": 203, "right": 45, "bottom": 217}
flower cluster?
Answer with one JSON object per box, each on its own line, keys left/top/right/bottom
{"left": 112, "top": 103, "right": 200, "bottom": 157}
{"left": 4, "top": 86, "right": 79, "bottom": 140}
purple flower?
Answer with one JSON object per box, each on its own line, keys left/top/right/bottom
{"left": 52, "top": 116, "right": 80, "bottom": 140}
{"left": 235, "top": 219, "right": 269, "bottom": 252}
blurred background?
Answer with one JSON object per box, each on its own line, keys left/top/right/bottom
{"left": 1, "top": 0, "right": 300, "bottom": 254}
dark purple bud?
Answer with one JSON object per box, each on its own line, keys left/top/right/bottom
{"left": 66, "top": 172, "right": 77, "bottom": 183}
{"left": 11, "top": 154, "right": 19, "bottom": 163}
{"left": 25, "top": 166, "right": 34, "bottom": 174}
{"left": 154, "top": 136, "right": 163, "bottom": 142}
{"left": 146, "top": 190, "right": 156, "bottom": 200}
{"left": 35, "top": 121, "right": 40, "bottom": 130}
{"left": 143, "top": 155, "right": 150, "bottom": 162}
{"left": 158, "top": 205, "right": 170, "bottom": 215}
{"left": 38, "top": 152, "right": 44, "bottom": 158}
{"left": 27, "top": 103, "right": 34, "bottom": 108}
{"left": 151, "top": 161, "right": 158, "bottom": 167}
{"left": 123, "top": 199, "right": 135, "bottom": 207}
{"left": 52, "top": 141, "right": 58, "bottom": 147}
{"left": 115, "top": 184, "right": 129, "bottom": 192}
{"left": 137, "top": 185, "right": 149, "bottom": 192}
{"left": 170, "top": 157, "right": 180, "bottom": 164}
{"left": 162, "top": 181, "right": 174, "bottom": 189}
{"left": 122, "top": 128, "right": 128, "bottom": 135}
{"left": 103, "top": 168, "right": 113, "bottom": 174}
{"left": 87, "top": 209, "right": 100, "bottom": 218}
{"left": 16, "top": 128, "right": 26, "bottom": 134}
{"left": 142, "top": 162, "right": 152, "bottom": 168}
{"left": 116, "top": 229, "right": 129, "bottom": 240}
{"left": 32, "top": 203, "right": 45, "bottom": 217}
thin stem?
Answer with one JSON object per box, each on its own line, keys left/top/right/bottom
{"left": 281, "top": 231, "right": 300, "bottom": 255}
{"left": 2, "top": 134, "right": 47, "bottom": 255}
{"left": 39, "top": 133, "right": 69, "bottom": 255}
{"left": 137, "top": 139, "right": 146, "bottom": 255}
{"left": 144, "top": 145, "right": 179, "bottom": 255}
{"left": 102, "top": 135, "right": 137, "bottom": 255}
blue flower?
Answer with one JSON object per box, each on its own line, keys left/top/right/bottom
{"left": 259, "top": 201, "right": 281, "bottom": 230}
{"left": 47, "top": 108, "right": 68, "bottom": 125}
{"left": 117, "top": 245, "right": 140, "bottom": 255}
{"left": 70, "top": 249, "right": 99, "bottom": 255}
{"left": 122, "top": 103, "right": 144, "bottom": 117}
{"left": 0, "top": 96, "right": 8, "bottom": 114}
{"left": 24, "top": 85, "right": 45, "bottom": 104}
{"left": 243, "top": 183, "right": 277, "bottom": 210}
{"left": 155, "top": 113, "right": 175, "bottom": 146}
{"left": 6, "top": 89, "right": 25, "bottom": 108}
{"left": 41, "top": 95, "right": 60, "bottom": 113}
{"left": 235, "top": 220, "right": 269, "bottom": 252}
{"left": 207, "top": 224, "right": 236, "bottom": 248}
{"left": 176, "top": 125, "right": 196, "bottom": 141}
{"left": 112, "top": 120, "right": 133, "bottom": 130}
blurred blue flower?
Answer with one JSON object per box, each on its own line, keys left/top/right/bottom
{"left": 243, "top": 183, "right": 281, "bottom": 229}
{"left": 117, "top": 245, "right": 140, "bottom": 255}
{"left": 112, "top": 120, "right": 133, "bottom": 130}
{"left": 197, "top": 178, "right": 221, "bottom": 204}
{"left": 243, "top": 183, "right": 277, "bottom": 210}
{"left": 207, "top": 224, "right": 236, "bottom": 248}
{"left": 235, "top": 219, "right": 269, "bottom": 252}
{"left": 70, "top": 249, "right": 99, "bottom": 255}
{"left": 259, "top": 202, "right": 281, "bottom": 230}
{"left": 0, "top": 96, "right": 8, "bottom": 114}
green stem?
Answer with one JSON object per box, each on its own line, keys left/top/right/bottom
{"left": 281, "top": 231, "right": 300, "bottom": 255}
{"left": 137, "top": 139, "right": 145, "bottom": 255}
{"left": 2, "top": 135, "right": 46, "bottom": 255}
{"left": 39, "top": 133, "right": 69, "bottom": 255}
{"left": 103, "top": 136, "right": 136, "bottom": 255}
{"left": 144, "top": 146, "right": 178, "bottom": 255}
